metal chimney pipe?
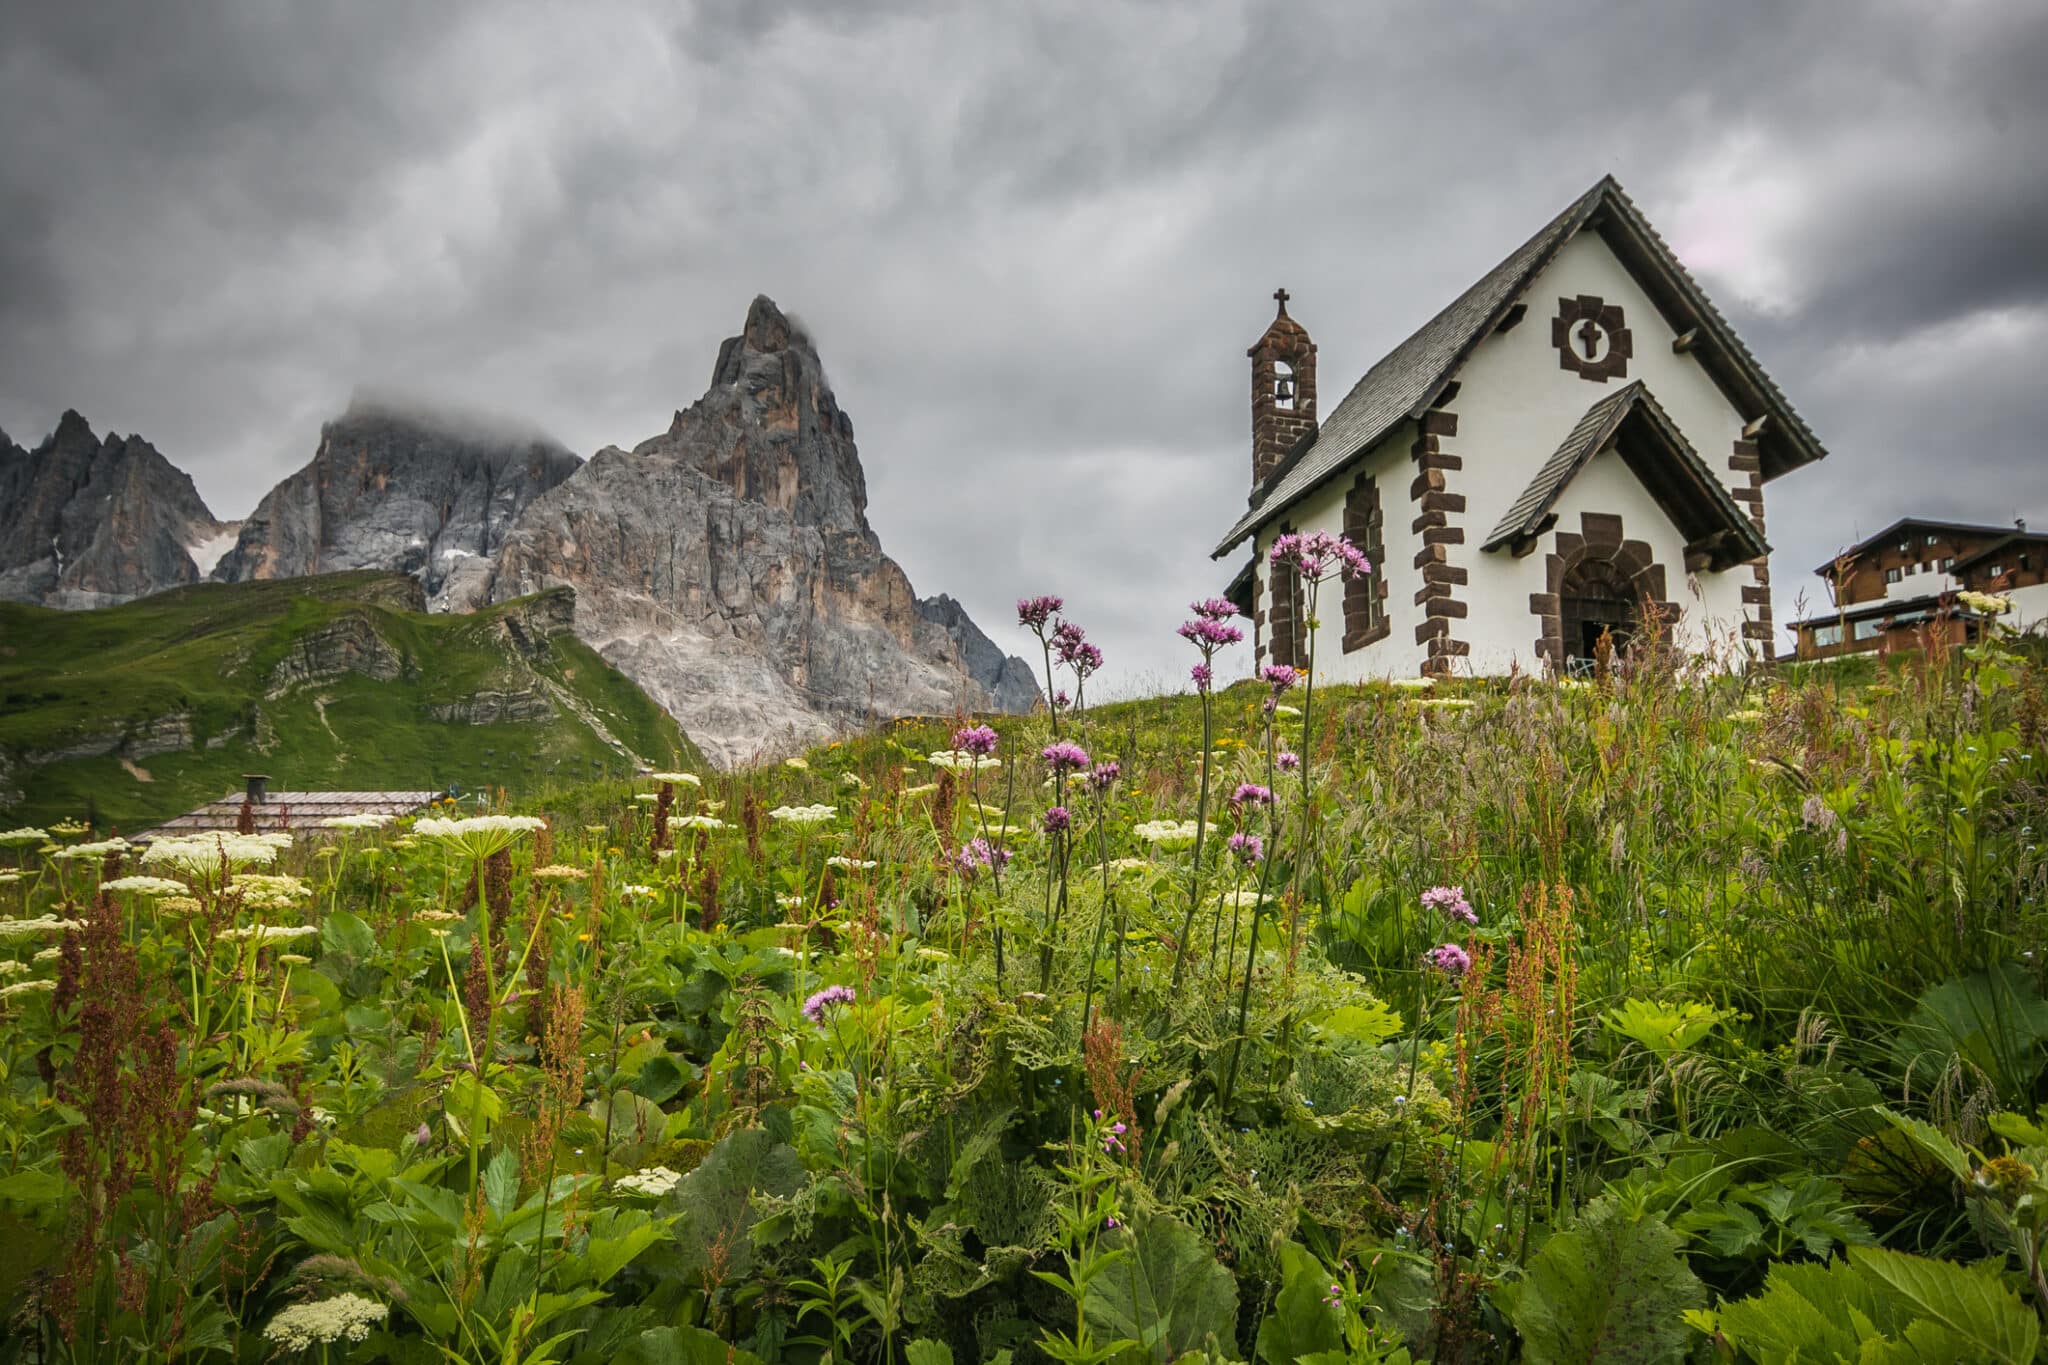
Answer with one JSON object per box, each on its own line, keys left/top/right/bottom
{"left": 243, "top": 774, "right": 269, "bottom": 805}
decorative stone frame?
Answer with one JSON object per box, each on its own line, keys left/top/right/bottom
{"left": 1342, "top": 472, "right": 1390, "bottom": 652}
{"left": 1530, "top": 511, "right": 1680, "bottom": 669}
{"left": 1409, "top": 405, "right": 1469, "bottom": 675}
{"left": 1265, "top": 520, "right": 1303, "bottom": 669}
{"left": 1728, "top": 436, "right": 1775, "bottom": 656}
{"left": 1551, "top": 294, "right": 1633, "bottom": 383}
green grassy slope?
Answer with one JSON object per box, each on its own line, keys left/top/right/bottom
{"left": 0, "top": 571, "right": 699, "bottom": 830}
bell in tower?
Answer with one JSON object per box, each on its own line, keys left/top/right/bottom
{"left": 1249, "top": 288, "right": 1317, "bottom": 486}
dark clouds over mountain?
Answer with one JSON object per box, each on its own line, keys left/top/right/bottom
{"left": 2, "top": 0, "right": 2042, "bottom": 685}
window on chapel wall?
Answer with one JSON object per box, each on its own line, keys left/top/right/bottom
{"left": 1267, "top": 526, "right": 1304, "bottom": 668}
{"left": 1342, "top": 473, "right": 1386, "bottom": 652}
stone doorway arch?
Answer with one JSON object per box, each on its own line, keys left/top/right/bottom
{"left": 1532, "top": 511, "right": 1679, "bottom": 674}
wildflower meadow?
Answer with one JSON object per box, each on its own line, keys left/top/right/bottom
{"left": 2, "top": 553, "right": 2047, "bottom": 1363}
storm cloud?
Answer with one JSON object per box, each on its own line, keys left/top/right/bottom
{"left": 2, "top": 0, "right": 2042, "bottom": 686}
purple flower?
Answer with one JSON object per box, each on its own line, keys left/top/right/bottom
{"left": 1261, "top": 664, "right": 1299, "bottom": 692}
{"left": 1177, "top": 617, "right": 1245, "bottom": 648}
{"left": 1323, "top": 1283, "right": 1344, "bottom": 1309}
{"left": 1276, "top": 750, "right": 1300, "bottom": 773}
{"left": 1052, "top": 620, "right": 1088, "bottom": 659}
{"left": 955, "top": 837, "right": 1011, "bottom": 876}
{"left": 1427, "top": 943, "right": 1472, "bottom": 978}
{"left": 1088, "top": 761, "right": 1121, "bottom": 793}
{"left": 1052, "top": 689, "right": 1072, "bottom": 711}
{"left": 1190, "top": 663, "right": 1213, "bottom": 694}
{"left": 1042, "top": 805, "right": 1072, "bottom": 834}
{"left": 1231, "top": 782, "right": 1274, "bottom": 808}
{"left": 1422, "top": 885, "right": 1478, "bottom": 926}
{"left": 1042, "top": 740, "right": 1091, "bottom": 773}
{"left": 954, "top": 724, "right": 1000, "bottom": 757}
{"left": 1018, "top": 595, "right": 1064, "bottom": 630}
{"left": 803, "top": 983, "right": 857, "bottom": 1024}
{"left": 1269, "top": 530, "right": 1372, "bottom": 583}
{"left": 1191, "top": 597, "right": 1240, "bottom": 621}
{"left": 412, "top": 1122, "right": 433, "bottom": 1147}
{"left": 1067, "top": 641, "right": 1104, "bottom": 678}
{"left": 1228, "top": 831, "right": 1263, "bottom": 865}
{"left": 1105, "top": 1215, "right": 1121, "bottom": 1229}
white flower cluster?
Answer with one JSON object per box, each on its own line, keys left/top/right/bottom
{"left": 1387, "top": 677, "right": 1435, "bottom": 691}
{"left": 531, "top": 864, "right": 590, "bottom": 881}
{"left": 1089, "top": 858, "right": 1153, "bottom": 876}
{"left": 668, "top": 815, "right": 727, "bottom": 832}
{"left": 102, "top": 876, "right": 191, "bottom": 898}
{"left": 0, "top": 979, "right": 56, "bottom": 1001}
{"left": 783, "top": 757, "right": 810, "bottom": 771}
{"left": 1134, "top": 820, "right": 1202, "bottom": 849}
{"left": 0, "top": 915, "right": 82, "bottom": 939}
{"left": 0, "top": 960, "right": 25, "bottom": 978}
{"left": 1215, "top": 889, "right": 1265, "bottom": 908}
{"left": 840, "top": 771, "right": 867, "bottom": 790}
{"left": 231, "top": 874, "right": 312, "bottom": 910}
{"left": 219, "top": 924, "right": 318, "bottom": 945}
{"left": 902, "top": 783, "right": 939, "bottom": 798}
{"left": 649, "top": 771, "right": 701, "bottom": 787}
{"left": 613, "top": 1165, "right": 683, "bottom": 1198}
{"left": 320, "top": 813, "right": 394, "bottom": 830}
{"left": 0, "top": 827, "right": 49, "bottom": 847}
{"left": 52, "top": 838, "right": 132, "bottom": 862}
{"left": 263, "top": 1293, "right": 389, "bottom": 1349}
{"left": 0, "top": 872, "right": 22, "bottom": 885}
{"left": 618, "top": 884, "right": 658, "bottom": 901}
{"left": 826, "top": 856, "right": 878, "bottom": 870}
{"left": 142, "top": 835, "right": 281, "bottom": 874}
{"left": 1959, "top": 590, "right": 2013, "bottom": 616}
{"left": 413, "top": 815, "right": 546, "bottom": 840}
{"left": 769, "top": 804, "right": 837, "bottom": 825}
{"left": 925, "top": 749, "right": 999, "bottom": 773}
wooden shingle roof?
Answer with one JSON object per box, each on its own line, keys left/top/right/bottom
{"left": 143, "top": 790, "right": 439, "bottom": 839}
{"left": 1214, "top": 175, "right": 1827, "bottom": 558}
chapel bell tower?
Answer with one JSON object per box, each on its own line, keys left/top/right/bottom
{"left": 1249, "top": 288, "right": 1318, "bottom": 486}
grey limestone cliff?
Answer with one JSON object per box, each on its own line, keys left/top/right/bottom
{"left": 213, "top": 397, "right": 582, "bottom": 611}
{"left": 0, "top": 410, "right": 230, "bottom": 608}
{"left": 482, "top": 296, "right": 1035, "bottom": 764}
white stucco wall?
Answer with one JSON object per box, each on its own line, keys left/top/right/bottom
{"left": 1251, "top": 225, "right": 1768, "bottom": 682}
{"left": 2006, "top": 581, "right": 2048, "bottom": 632}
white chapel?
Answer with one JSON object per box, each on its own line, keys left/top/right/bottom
{"left": 1215, "top": 175, "right": 1827, "bottom": 679}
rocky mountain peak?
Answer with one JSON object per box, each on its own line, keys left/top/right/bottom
{"left": 640, "top": 294, "right": 869, "bottom": 536}
{"left": 213, "top": 396, "right": 582, "bottom": 612}
{"left": 484, "top": 294, "right": 1036, "bottom": 763}
{"left": 0, "top": 411, "right": 227, "bottom": 608}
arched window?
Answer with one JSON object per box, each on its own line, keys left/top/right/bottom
{"left": 1274, "top": 361, "right": 1296, "bottom": 411}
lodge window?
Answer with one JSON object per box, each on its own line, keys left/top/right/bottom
{"left": 1812, "top": 623, "right": 1843, "bottom": 648}
{"left": 1941, "top": 556, "right": 1955, "bottom": 570}
{"left": 1885, "top": 567, "right": 1902, "bottom": 584}
{"left": 1988, "top": 564, "right": 2006, "bottom": 579}
{"left": 1854, "top": 618, "right": 1885, "bottom": 641}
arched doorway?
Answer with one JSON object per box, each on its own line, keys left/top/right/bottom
{"left": 1559, "top": 558, "right": 1638, "bottom": 670}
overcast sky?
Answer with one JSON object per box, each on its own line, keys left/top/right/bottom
{"left": 3, "top": 0, "right": 2044, "bottom": 690}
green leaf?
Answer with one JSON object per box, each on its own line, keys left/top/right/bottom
{"left": 0, "top": 1170, "right": 68, "bottom": 1205}
{"left": 1849, "top": 1245, "right": 2039, "bottom": 1364}
{"left": 1511, "top": 1196, "right": 1703, "bottom": 1365}
{"left": 1084, "top": 1214, "right": 1238, "bottom": 1364}
{"left": 1603, "top": 998, "right": 1728, "bottom": 1058}
{"left": 620, "top": 1325, "right": 767, "bottom": 1365}
{"left": 1874, "top": 1107, "right": 1974, "bottom": 1183}
{"left": 1255, "top": 1244, "right": 1343, "bottom": 1365}
{"left": 320, "top": 909, "right": 378, "bottom": 964}
{"left": 904, "top": 1341, "right": 954, "bottom": 1365}
{"left": 482, "top": 1148, "right": 519, "bottom": 1222}
{"left": 670, "top": 1128, "right": 806, "bottom": 1286}
{"left": 631, "top": 1053, "right": 691, "bottom": 1105}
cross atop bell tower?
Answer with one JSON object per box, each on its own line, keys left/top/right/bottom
{"left": 1249, "top": 288, "right": 1317, "bottom": 486}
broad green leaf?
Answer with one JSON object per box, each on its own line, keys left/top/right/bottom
{"left": 320, "top": 909, "right": 378, "bottom": 963}
{"left": 1874, "top": 1107, "right": 1974, "bottom": 1183}
{"left": 1255, "top": 1243, "right": 1342, "bottom": 1365}
{"left": 904, "top": 1341, "right": 954, "bottom": 1365}
{"left": 1603, "top": 999, "right": 1728, "bottom": 1058}
{"left": 1084, "top": 1214, "right": 1238, "bottom": 1364}
{"left": 1511, "top": 1197, "right": 1703, "bottom": 1364}
{"left": 1850, "top": 1244, "right": 2038, "bottom": 1364}
{"left": 620, "top": 1325, "right": 766, "bottom": 1365}
{"left": 482, "top": 1147, "right": 519, "bottom": 1221}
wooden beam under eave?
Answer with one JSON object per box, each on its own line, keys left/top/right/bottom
{"left": 1495, "top": 303, "right": 1528, "bottom": 335}
{"left": 1742, "top": 414, "right": 1770, "bottom": 439}
{"left": 1672, "top": 328, "right": 1700, "bottom": 354}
